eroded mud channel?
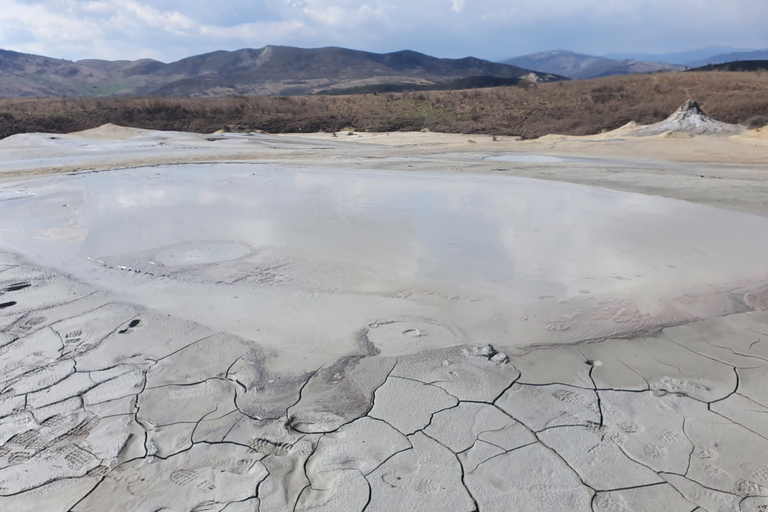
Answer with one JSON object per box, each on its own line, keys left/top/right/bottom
{"left": 2, "top": 163, "right": 768, "bottom": 511}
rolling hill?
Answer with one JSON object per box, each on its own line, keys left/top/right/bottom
{"left": 0, "top": 46, "right": 564, "bottom": 98}
{"left": 502, "top": 50, "right": 684, "bottom": 80}
{"left": 686, "top": 49, "right": 768, "bottom": 68}
{"left": 690, "top": 60, "right": 768, "bottom": 72}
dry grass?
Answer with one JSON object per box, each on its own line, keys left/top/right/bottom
{"left": 1, "top": 71, "right": 767, "bottom": 139}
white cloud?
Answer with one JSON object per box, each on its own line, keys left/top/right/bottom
{"left": 0, "top": 0, "right": 765, "bottom": 62}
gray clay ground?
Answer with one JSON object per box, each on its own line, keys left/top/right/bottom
{"left": 2, "top": 256, "right": 768, "bottom": 511}
{"left": 1, "top": 127, "right": 768, "bottom": 511}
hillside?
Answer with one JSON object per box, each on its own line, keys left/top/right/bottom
{"left": 0, "top": 46, "right": 563, "bottom": 98}
{"left": 317, "top": 76, "right": 527, "bottom": 95}
{"left": 604, "top": 47, "right": 744, "bottom": 65}
{"left": 690, "top": 60, "right": 768, "bottom": 72}
{"left": 1, "top": 71, "right": 766, "bottom": 139}
{"left": 687, "top": 49, "right": 768, "bottom": 68}
{"left": 502, "top": 50, "right": 683, "bottom": 79}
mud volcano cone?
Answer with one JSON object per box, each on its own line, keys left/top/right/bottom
{"left": 631, "top": 99, "right": 743, "bottom": 136}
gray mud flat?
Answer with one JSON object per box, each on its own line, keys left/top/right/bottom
{"left": 1, "top": 145, "right": 768, "bottom": 510}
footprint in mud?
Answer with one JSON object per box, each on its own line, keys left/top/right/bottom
{"left": 2, "top": 282, "right": 31, "bottom": 293}
{"left": 251, "top": 437, "right": 292, "bottom": 456}
{"left": 65, "top": 448, "right": 92, "bottom": 469}
{"left": 170, "top": 469, "right": 199, "bottom": 486}
{"left": 63, "top": 416, "right": 100, "bottom": 440}
{"left": 118, "top": 318, "right": 142, "bottom": 335}
{"left": 0, "top": 301, "right": 17, "bottom": 310}
{"left": 7, "top": 452, "right": 31, "bottom": 465}
{"left": 14, "top": 316, "right": 45, "bottom": 333}
{"left": 169, "top": 469, "right": 215, "bottom": 492}
{"left": 553, "top": 389, "right": 581, "bottom": 404}
{"left": 87, "top": 465, "right": 110, "bottom": 478}
{"left": 11, "top": 430, "right": 45, "bottom": 451}
{"left": 65, "top": 330, "right": 83, "bottom": 344}
{"left": 196, "top": 480, "right": 216, "bottom": 492}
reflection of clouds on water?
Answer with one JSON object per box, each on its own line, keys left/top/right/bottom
{"left": 3, "top": 163, "right": 768, "bottom": 308}
{"left": 113, "top": 189, "right": 167, "bottom": 209}
{"left": 0, "top": 184, "right": 88, "bottom": 244}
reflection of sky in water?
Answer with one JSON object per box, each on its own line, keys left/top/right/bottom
{"left": 2, "top": 163, "right": 768, "bottom": 304}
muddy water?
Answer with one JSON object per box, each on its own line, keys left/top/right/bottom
{"left": 1, "top": 163, "right": 767, "bottom": 369}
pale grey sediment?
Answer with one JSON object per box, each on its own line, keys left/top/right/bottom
{"left": 2, "top": 127, "right": 768, "bottom": 511}
{"left": 1, "top": 252, "right": 768, "bottom": 511}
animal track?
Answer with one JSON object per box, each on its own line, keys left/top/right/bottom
{"left": 643, "top": 444, "right": 668, "bottom": 459}
{"left": 618, "top": 422, "right": 640, "bottom": 434}
{"left": 696, "top": 446, "right": 718, "bottom": 459}
{"left": 741, "top": 463, "right": 768, "bottom": 484}
{"left": 735, "top": 479, "right": 764, "bottom": 496}
{"left": 701, "top": 462, "right": 727, "bottom": 478}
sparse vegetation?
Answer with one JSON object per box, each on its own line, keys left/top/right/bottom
{"left": 1, "top": 71, "right": 767, "bottom": 139}
{"left": 746, "top": 115, "right": 768, "bottom": 129}
{"left": 316, "top": 76, "right": 525, "bottom": 95}
{"left": 689, "top": 60, "right": 768, "bottom": 73}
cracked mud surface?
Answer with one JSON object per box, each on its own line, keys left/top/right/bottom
{"left": 2, "top": 128, "right": 768, "bottom": 511}
{"left": 1, "top": 253, "right": 768, "bottom": 511}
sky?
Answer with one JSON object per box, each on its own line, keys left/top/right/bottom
{"left": 1, "top": 0, "right": 767, "bottom": 63}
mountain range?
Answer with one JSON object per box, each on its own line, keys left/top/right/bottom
{"left": 2, "top": 44, "right": 765, "bottom": 99}
{"left": 502, "top": 48, "right": 768, "bottom": 80}
{"left": 502, "top": 51, "right": 684, "bottom": 80}
{"left": 604, "top": 46, "right": 746, "bottom": 65}
{"left": 0, "top": 46, "right": 563, "bottom": 98}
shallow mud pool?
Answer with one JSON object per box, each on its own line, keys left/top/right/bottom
{"left": 2, "top": 164, "right": 768, "bottom": 355}
{"left": 2, "top": 156, "right": 768, "bottom": 511}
